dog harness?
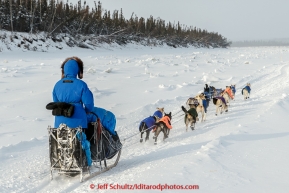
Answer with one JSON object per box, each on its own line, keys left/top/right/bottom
{"left": 241, "top": 86, "right": 251, "bottom": 95}
{"left": 214, "top": 96, "right": 227, "bottom": 105}
{"left": 159, "top": 116, "right": 172, "bottom": 129}
{"left": 225, "top": 87, "right": 234, "bottom": 99}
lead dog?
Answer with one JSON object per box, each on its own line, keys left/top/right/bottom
{"left": 242, "top": 83, "right": 251, "bottom": 100}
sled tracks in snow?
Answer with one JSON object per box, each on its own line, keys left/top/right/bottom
{"left": 85, "top": 149, "right": 121, "bottom": 181}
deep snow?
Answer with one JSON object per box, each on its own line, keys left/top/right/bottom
{"left": 0, "top": 45, "right": 289, "bottom": 193}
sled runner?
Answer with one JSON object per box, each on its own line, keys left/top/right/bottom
{"left": 48, "top": 121, "right": 122, "bottom": 182}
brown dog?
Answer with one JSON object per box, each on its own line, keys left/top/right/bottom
{"left": 153, "top": 112, "right": 172, "bottom": 145}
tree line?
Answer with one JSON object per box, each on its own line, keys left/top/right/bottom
{"left": 0, "top": 0, "right": 231, "bottom": 48}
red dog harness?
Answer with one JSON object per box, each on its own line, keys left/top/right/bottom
{"left": 159, "top": 116, "right": 172, "bottom": 129}
{"left": 225, "top": 87, "right": 234, "bottom": 99}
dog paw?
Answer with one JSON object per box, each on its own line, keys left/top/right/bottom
{"left": 140, "top": 139, "right": 143, "bottom": 143}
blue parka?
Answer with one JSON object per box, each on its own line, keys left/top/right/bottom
{"left": 87, "top": 107, "right": 117, "bottom": 136}
{"left": 52, "top": 60, "right": 94, "bottom": 128}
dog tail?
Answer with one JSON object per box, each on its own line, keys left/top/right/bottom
{"left": 181, "top": 106, "right": 188, "bottom": 113}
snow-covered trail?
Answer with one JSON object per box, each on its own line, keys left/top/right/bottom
{"left": 75, "top": 62, "right": 289, "bottom": 193}
{"left": 0, "top": 46, "right": 289, "bottom": 193}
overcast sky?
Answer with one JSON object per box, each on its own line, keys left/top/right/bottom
{"left": 68, "top": 0, "right": 289, "bottom": 41}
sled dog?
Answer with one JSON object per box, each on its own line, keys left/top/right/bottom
{"left": 213, "top": 97, "right": 228, "bottom": 116}
{"left": 186, "top": 95, "right": 206, "bottom": 122}
{"left": 139, "top": 107, "right": 164, "bottom": 142}
{"left": 153, "top": 112, "right": 172, "bottom": 145}
{"left": 181, "top": 106, "right": 197, "bottom": 131}
{"left": 242, "top": 83, "right": 251, "bottom": 100}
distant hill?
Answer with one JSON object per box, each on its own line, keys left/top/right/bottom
{"left": 231, "top": 38, "right": 289, "bottom": 47}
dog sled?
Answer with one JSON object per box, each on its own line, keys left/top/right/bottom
{"left": 48, "top": 120, "right": 122, "bottom": 182}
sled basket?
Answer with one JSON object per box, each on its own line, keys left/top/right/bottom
{"left": 48, "top": 121, "right": 122, "bottom": 182}
{"left": 48, "top": 124, "right": 88, "bottom": 181}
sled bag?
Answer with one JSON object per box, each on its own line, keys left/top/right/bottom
{"left": 46, "top": 102, "right": 74, "bottom": 117}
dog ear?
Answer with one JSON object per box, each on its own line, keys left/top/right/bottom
{"left": 156, "top": 107, "right": 164, "bottom": 111}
